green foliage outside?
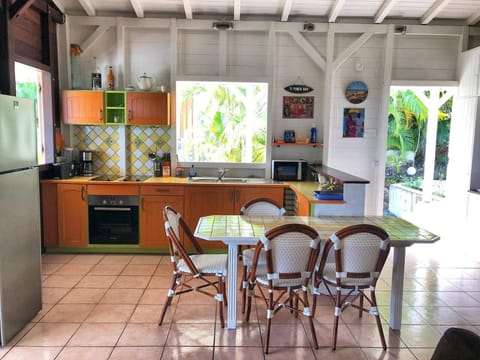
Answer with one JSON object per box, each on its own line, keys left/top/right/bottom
{"left": 177, "top": 82, "right": 267, "bottom": 163}
{"left": 386, "top": 89, "right": 451, "bottom": 192}
{"left": 16, "top": 81, "right": 38, "bottom": 101}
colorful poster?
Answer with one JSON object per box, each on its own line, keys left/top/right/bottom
{"left": 343, "top": 108, "right": 365, "bottom": 138}
{"left": 283, "top": 96, "right": 314, "bottom": 118}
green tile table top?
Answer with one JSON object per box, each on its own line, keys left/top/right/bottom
{"left": 195, "top": 215, "right": 440, "bottom": 247}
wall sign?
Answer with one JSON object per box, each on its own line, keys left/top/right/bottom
{"left": 283, "top": 96, "right": 314, "bottom": 119}
{"left": 343, "top": 108, "right": 365, "bottom": 138}
{"left": 284, "top": 84, "right": 313, "bottom": 93}
{"left": 345, "top": 81, "right": 368, "bottom": 104}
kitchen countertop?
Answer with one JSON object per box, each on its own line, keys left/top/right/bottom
{"left": 41, "top": 165, "right": 369, "bottom": 205}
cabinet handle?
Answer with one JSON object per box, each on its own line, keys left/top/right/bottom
{"left": 155, "top": 189, "right": 170, "bottom": 193}
{"left": 141, "top": 197, "right": 144, "bottom": 211}
{"left": 81, "top": 186, "right": 85, "bottom": 201}
{"left": 99, "top": 109, "right": 103, "bottom": 121}
{"left": 128, "top": 109, "right": 132, "bottom": 120}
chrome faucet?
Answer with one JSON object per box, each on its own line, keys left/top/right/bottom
{"left": 217, "top": 168, "right": 230, "bottom": 181}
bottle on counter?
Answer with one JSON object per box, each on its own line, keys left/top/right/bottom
{"left": 188, "top": 165, "right": 197, "bottom": 177}
{"left": 310, "top": 126, "right": 317, "bottom": 144}
{"left": 162, "top": 153, "right": 171, "bottom": 177}
{"left": 107, "top": 66, "right": 114, "bottom": 90}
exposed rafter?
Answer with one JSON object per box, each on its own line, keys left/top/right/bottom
{"left": 281, "top": 0, "right": 293, "bottom": 22}
{"left": 80, "top": 24, "right": 110, "bottom": 53}
{"left": 468, "top": 10, "right": 480, "bottom": 25}
{"left": 78, "top": 0, "right": 95, "bottom": 16}
{"left": 328, "top": 0, "right": 346, "bottom": 23}
{"left": 374, "top": 0, "right": 398, "bottom": 24}
{"left": 130, "top": 0, "right": 144, "bottom": 18}
{"left": 183, "top": 0, "right": 193, "bottom": 20}
{"left": 420, "top": 0, "right": 451, "bottom": 25}
{"left": 233, "top": 0, "right": 240, "bottom": 21}
{"left": 9, "top": 0, "right": 36, "bottom": 19}
{"left": 51, "top": 0, "right": 65, "bottom": 14}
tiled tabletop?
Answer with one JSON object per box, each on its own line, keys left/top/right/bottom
{"left": 196, "top": 215, "right": 440, "bottom": 247}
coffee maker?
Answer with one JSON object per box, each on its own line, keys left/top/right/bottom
{"left": 79, "top": 150, "right": 93, "bottom": 176}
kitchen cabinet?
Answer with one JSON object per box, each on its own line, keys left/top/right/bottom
{"left": 184, "top": 185, "right": 284, "bottom": 249}
{"left": 140, "top": 186, "right": 184, "bottom": 249}
{"left": 127, "top": 92, "right": 170, "bottom": 126}
{"left": 62, "top": 90, "right": 104, "bottom": 124}
{"left": 57, "top": 184, "right": 88, "bottom": 248}
{"left": 41, "top": 182, "right": 58, "bottom": 248}
{"left": 104, "top": 91, "right": 126, "bottom": 125}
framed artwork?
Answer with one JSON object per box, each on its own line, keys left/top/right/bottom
{"left": 283, "top": 96, "right": 314, "bottom": 118}
{"left": 343, "top": 108, "right": 365, "bottom": 138}
{"left": 345, "top": 81, "right": 368, "bottom": 104}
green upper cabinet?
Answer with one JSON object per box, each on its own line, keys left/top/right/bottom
{"left": 104, "top": 91, "right": 126, "bottom": 125}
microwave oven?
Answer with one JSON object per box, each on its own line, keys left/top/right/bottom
{"left": 52, "top": 161, "right": 77, "bottom": 179}
{"left": 272, "top": 160, "right": 308, "bottom": 181}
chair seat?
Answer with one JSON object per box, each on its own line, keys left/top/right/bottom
{"left": 178, "top": 254, "right": 228, "bottom": 275}
{"left": 256, "top": 275, "right": 306, "bottom": 288}
{"left": 242, "top": 248, "right": 266, "bottom": 266}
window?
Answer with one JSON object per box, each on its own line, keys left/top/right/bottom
{"left": 15, "top": 62, "right": 54, "bottom": 165}
{"left": 176, "top": 81, "right": 268, "bottom": 164}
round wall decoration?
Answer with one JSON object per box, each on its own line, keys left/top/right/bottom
{"left": 345, "top": 81, "right": 368, "bottom": 104}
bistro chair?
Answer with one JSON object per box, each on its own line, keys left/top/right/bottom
{"left": 239, "top": 198, "right": 286, "bottom": 313}
{"left": 245, "top": 223, "right": 321, "bottom": 354}
{"left": 312, "top": 224, "right": 390, "bottom": 350}
{"left": 159, "top": 205, "right": 228, "bottom": 328}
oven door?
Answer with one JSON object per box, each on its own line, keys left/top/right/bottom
{"left": 88, "top": 205, "right": 139, "bottom": 245}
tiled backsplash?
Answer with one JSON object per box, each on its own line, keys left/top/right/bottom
{"left": 72, "top": 125, "right": 170, "bottom": 176}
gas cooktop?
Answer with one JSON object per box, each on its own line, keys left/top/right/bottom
{"left": 90, "top": 175, "right": 123, "bottom": 181}
{"left": 121, "top": 175, "right": 150, "bottom": 182}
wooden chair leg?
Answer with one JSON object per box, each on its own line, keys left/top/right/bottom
{"left": 265, "top": 299, "right": 274, "bottom": 354}
{"left": 241, "top": 265, "right": 248, "bottom": 313}
{"left": 245, "top": 281, "right": 254, "bottom": 322}
{"left": 359, "top": 293, "right": 364, "bottom": 318}
{"left": 304, "top": 288, "right": 319, "bottom": 349}
{"left": 332, "top": 291, "right": 342, "bottom": 350}
{"left": 371, "top": 289, "right": 386, "bottom": 350}
{"left": 158, "top": 274, "right": 179, "bottom": 325}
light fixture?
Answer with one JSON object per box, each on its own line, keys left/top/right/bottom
{"left": 212, "top": 21, "right": 234, "bottom": 31}
{"left": 303, "top": 22, "right": 315, "bottom": 31}
{"left": 395, "top": 25, "right": 407, "bottom": 35}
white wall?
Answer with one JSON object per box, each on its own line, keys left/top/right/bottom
{"left": 58, "top": 18, "right": 465, "bottom": 215}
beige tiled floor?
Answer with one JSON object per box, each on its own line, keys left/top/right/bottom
{"left": 1, "top": 236, "right": 480, "bottom": 359}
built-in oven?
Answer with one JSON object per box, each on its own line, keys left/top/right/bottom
{"left": 88, "top": 195, "right": 139, "bottom": 245}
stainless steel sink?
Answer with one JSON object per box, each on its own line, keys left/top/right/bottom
{"left": 188, "top": 177, "right": 276, "bottom": 184}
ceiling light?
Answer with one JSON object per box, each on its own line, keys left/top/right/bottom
{"left": 303, "top": 23, "right": 315, "bottom": 32}
{"left": 212, "top": 21, "right": 233, "bottom": 31}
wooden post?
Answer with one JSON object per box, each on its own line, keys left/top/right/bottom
{"left": 0, "top": 0, "right": 15, "bottom": 95}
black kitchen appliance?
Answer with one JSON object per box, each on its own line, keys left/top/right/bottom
{"left": 79, "top": 150, "right": 93, "bottom": 176}
{"left": 52, "top": 161, "right": 77, "bottom": 179}
{"left": 88, "top": 195, "right": 139, "bottom": 245}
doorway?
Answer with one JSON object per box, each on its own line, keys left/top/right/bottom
{"left": 383, "top": 86, "right": 455, "bottom": 236}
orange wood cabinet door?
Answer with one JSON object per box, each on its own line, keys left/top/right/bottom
{"left": 127, "top": 92, "right": 170, "bottom": 125}
{"left": 57, "top": 184, "right": 88, "bottom": 248}
{"left": 184, "top": 186, "right": 234, "bottom": 250}
{"left": 62, "top": 90, "right": 104, "bottom": 124}
{"left": 234, "top": 186, "right": 285, "bottom": 213}
{"left": 140, "top": 186, "right": 184, "bottom": 249}
{"left": 41, "top": 182, "right": 58, "bottom": 248}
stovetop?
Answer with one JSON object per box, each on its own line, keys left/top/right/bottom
{"left": 90, "top": 175, "right": 123, "bottom": 181}
{"left": 121, "top": 175, "right": 150, "bottom": 182}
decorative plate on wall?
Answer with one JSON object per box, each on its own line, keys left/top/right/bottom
{"left": 345, "top": 81, "right": 368, "bottom": 104}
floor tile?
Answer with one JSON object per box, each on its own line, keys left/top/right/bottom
{"left": 89, "top": 264, "right": 126, "bottom": 276}
{"left": 166, "top": 323, "right": 215, "bottom": 346}
{"left": 1, "top": 346, "right": 62, "bottom": 360}
{"left": 55, "top": 346, "right": 112, "bottom": 360}
{"left": 121, "top": 264, "right": 157, "bottom": 276}
{"left": 117, "top": 323, "right": 170, "bottom": 346}
{"left": 41, "top": 287, "right": 71, "bottom": 304}
{"left": 17, "top": 322, "right": 80, "bottom": 346}
{"left": 59, "top": 288, "right": 107, "bottom": 304}
{"left": 40, "top": 303, "right": 95, "bottom": 323}
{"left": 109, "top": 346, "right": 163, "bottom": 360}
{"left": 100, "top": 288, "right": 144, "bottom": 304}
{"left": 75, "top": 275, "right": 117, "bottom": 288}
{"left": 84, "top": 304, "right": 136, "bottom": 323}
{"left": 42, "top": 274, "right": 83, "bottom": 288}
{"left": 111, "top": 275, "right": 151, "bottom": 289}
{"left": 67, "top": 323, "right": 125, "bottom": 346}
{"left": 129, "top": 255, "right": 161, "bottom": 265}
{"left": 98, "top": 254, "right": 133, "bottom": 265}
{"left": 161, "top": 347, "right": 214, "bottom": 360}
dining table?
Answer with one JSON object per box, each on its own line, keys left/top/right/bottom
{"left": 194, "top": 214, "right": 440, "bottom": 330}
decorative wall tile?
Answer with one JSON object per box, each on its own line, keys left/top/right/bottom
{"left": 72, "top": 125, "right": 170, "bottom": 176}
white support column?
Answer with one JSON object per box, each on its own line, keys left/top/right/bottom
{"left": 322, "top": 25, "right": 335, "bottom": 164}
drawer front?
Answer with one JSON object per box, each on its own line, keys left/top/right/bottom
{"left": 88, "top": 185, "right": 139, "bottom": 195}
{"left": 140, "top": 185, "right": 184, "bottom": 196}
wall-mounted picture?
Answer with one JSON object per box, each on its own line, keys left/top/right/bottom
{"left": 343, "top": 108, "right": 365, "bottom": 138}
{"left": 345, "top": 81, "right": 368, "bottom": 104}
{"left": 283, "top": 96, "right": 314, "bottom": 118}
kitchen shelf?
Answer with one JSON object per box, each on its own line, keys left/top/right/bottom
{"left": 272, "top": 143, "right": 323, "bottom": 148}
{"left": 104, "top": 91, "right": 126, "bottom": 125}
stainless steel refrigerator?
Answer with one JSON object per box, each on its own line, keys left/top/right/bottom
{"left": 0, "top": 94, "right": 42, "bottom": 346}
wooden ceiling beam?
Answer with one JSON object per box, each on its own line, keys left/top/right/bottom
{"left": 9, "top": 0, "right": 36, "bottom": 19}
{"left": 130, "top": 0, "right": 144, "bottom": 18}
{"left": 0, "top": 0, "right": 15, "bottom": 95}
{"left": 374, "top": 0, "right": 398, "bottom": 24}
{"left": 78, "top": 0, "right": 95, "bottom": 17}
{"left": 467, "top": 10, "right": 480, "bottom": 26}
{"left": 183, "top": 0, "right": 193, "bottom": 19}
{"left": 281, "top": 0, "right": 293, "bottom": 22}
{"left": 328, "top": 0, "right": 346, "bottom": 23}
{"left": 420, "top": 0, "right": 451, "bottom": 25}
{"left": 233, "top": 0, "right": 240, "bottom": 21}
